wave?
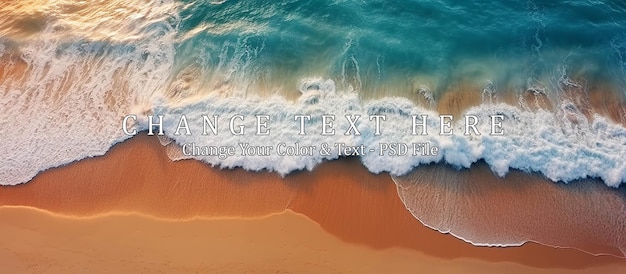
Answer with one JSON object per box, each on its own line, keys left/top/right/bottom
{"left": 116, "top": 77, "right": 626, "bottom": 188}
{"left": 3, "top": 66, "right": 626, "bottom": 188}
{"left": 0, "top": 0, "right": 179, "bottom": 185}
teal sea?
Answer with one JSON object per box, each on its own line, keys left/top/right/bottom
{"left": 175, "top": 0, "right": 626, "bottom": 98}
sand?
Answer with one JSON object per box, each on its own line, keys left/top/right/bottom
{"left": 1, "top": 134, "right": 626, "bottom": 272}
{"left": 1, "top": 206, "right": 624, "bottom": 274}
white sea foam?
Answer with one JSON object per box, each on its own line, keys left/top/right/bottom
{"left": 0, "top": 0, "right": 179, "bottom": 185}
{"left": 3, "top": 61, "right": 626, "bottom": 187}
{"left": 126, "top": 77, "right": 626, "bottom": 187}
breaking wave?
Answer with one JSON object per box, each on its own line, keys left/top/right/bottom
{"left": 132, "top": 77, "right": 626, "bottom": 188}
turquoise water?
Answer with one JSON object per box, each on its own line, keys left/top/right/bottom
{"left": 2, "top": 0, "right": 626, "bottom": 186}
{"left": 174, "top": 0, "right": 626, "bottom": 97}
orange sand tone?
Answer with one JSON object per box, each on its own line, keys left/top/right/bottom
{"left": 1, "top": 134, "right": 626, "bottom": 272}
{"left": 1, "top": 206, "right": 623, "bottom": 274}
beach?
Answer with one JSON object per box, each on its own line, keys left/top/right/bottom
{"left": 1, "top": 134, "right": 625, "bottom": 273}
{"left": 4, "top": 0, "right": 626, "bottom": 272}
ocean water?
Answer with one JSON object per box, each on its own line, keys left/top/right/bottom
{"left": 1, "top": 0, "right": 626, "bottom": 256}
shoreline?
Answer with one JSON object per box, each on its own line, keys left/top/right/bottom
{"left": 393, "top": 162, "right": 626, "bottom": 258}
{"left": 1, "top": 134, "right": 625, "bottom": 271}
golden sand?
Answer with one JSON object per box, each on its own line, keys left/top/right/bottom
{"left": 1, "top": 206, "right": 625, "bottom": 274}
{"left": 1, "top": 134, "right": 625, "bottom": 272}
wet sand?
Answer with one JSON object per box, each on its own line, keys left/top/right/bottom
{"left": 1, "top": 134, "right": 626, "bottom": 272}
{"left": 394, "top": 164, "right": 626, "bottom": 258}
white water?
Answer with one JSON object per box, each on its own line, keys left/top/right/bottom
{"left": 0, "top": 0, "right": 179, "bottom": 185}
{"left": 124, "top": 77, "right": 626, "bottom": 188}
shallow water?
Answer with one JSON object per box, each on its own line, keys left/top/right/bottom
{"left": 392, "top": 162, "right": 626, "bottom": 257}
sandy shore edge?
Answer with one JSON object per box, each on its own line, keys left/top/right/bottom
{"left": 1, "top": 134, "right": 625, "bottom": 272}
